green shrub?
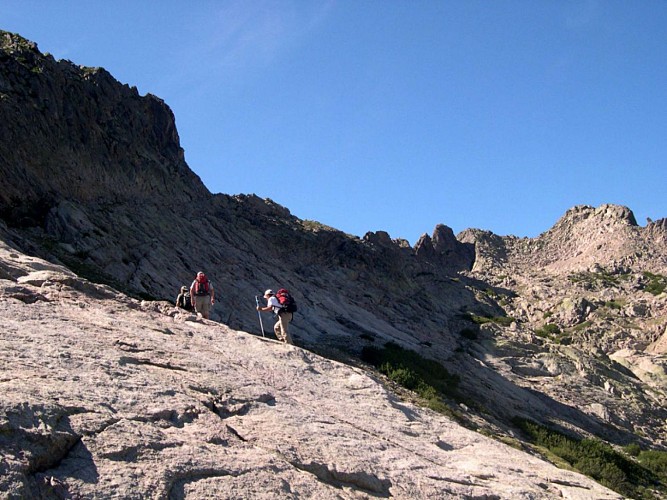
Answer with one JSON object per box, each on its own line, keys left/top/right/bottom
{"left": 513, "top": 418, "right": 662, "bottom": 498}
{"left": 535, "top": 323, "right": 561, "bottom": 338}
{"left": 572, "top": 321, "right": 592, "bottom": 331}
{"left": 639, "top": 450, "right": 667, "bottom": 476}
{"left": 467, "top": 313, "right": 515, "bottom": 327}
{"left": 467, "top": 314, "right": 492, "bottom": 325}
{"left": 543, "top": 323, "right": 561, "bottom": 334}
{"left": 643, "top": 272, "right": 667, "bottom": 296}
{"left": 381, "top": 363, "right": 420, "bottom": 390}
{"left": 493, "top": 316, "right": 515, "bottom": 327}
{"left": 569, "top": 270, "right": 631, "bottom": 289}
{"left": 301, "top": 219, "right": 339, "bottom": 233}
{"left": 361, "top": 342, "right": 460, "bottom": 406}
{"left": 624, "top": 443, "right": 642, "bottom": 457}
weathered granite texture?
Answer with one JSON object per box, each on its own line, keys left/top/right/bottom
{"left": 0, "top": 240, "right": 620, "bottom": 498}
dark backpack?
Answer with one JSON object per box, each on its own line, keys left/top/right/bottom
{"left": 178, "top": 292, "right": 193, "bottom": 310}
{"left": 194, "top": 278, "right": 210, "bottom": 296}
{"left": 276, "top": 288, "right": 297, "bottom": 313}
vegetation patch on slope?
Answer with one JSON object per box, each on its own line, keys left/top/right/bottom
{"left": 361, "top": 342, "right": 460, "bottom": 413}
{"left": 643, "top": 272, "right": 667, "bottom": 296}
{"left": 514, "top": 417, "right": 666, "bottom": 498}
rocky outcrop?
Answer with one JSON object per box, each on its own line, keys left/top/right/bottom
{"left": 463, "top": 204, "right": 667, "bottom": 276}
{"left": 414, "top": 224, "right": 474, "bottom": 271}
{"left": 0, "top": 30, "right": 207, "bottom": 228}
{"left": 457, "top": 228, "right": 511, "bottom": 273}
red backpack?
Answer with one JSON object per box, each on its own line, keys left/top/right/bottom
{"left": 276, "top": 288, "right": 297, "bottom": 313}
{"left": 194, "top": 275, "right": 210, "bottom": 296}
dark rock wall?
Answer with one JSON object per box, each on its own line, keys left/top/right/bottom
{"left": 0, "top": 31, "right": 476, "bottom": 351}
{"left": 0, "top": 31, "right": 207, "bottom": 227}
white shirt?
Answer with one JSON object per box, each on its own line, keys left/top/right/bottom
{"left": 267, "top": 296, "right": 281, "bottom": 313}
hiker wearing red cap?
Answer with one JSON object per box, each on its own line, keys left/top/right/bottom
{"left": 189, "top": 271, "right": 215, "bottom": 319}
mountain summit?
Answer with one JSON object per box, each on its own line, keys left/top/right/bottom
{"left": 2, "top": 30, "right": 667, "bottom": 497}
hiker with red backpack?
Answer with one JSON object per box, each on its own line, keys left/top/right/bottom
{"left": 189, "top": 272, "right": 215, "bottom": 319}
{"left": 256, "top": 288, "right": 297, "bottom": 344}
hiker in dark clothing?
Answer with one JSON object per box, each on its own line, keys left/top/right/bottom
{"left": 175, "top": 286, "right": 192, "bottom": 311}
{"left": 189, "top": 272, "right": 215, "bottom": 319}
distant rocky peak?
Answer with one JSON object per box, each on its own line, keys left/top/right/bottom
{"left": 431, "top": 224, "right": 456, "bottom": 251}
{"left": 414, "top": 224, "right": 475, "bottom": 271}
{"left": 648, "top": 217, "right": 667, "bottom": 231}
{"left": 364, "top": 230, "right": 395, "bottom": 247}
{"left": 1, "top": 30, "right": 37, "bottom": 54}
{"left": 452, "top": 204, "right": 667, "bottom": 276}
{"left": 414, "top": 232, "right": 434, "bottom": 258}
{"left": 645, "top": 218, "right": 667, "bottom": 245}
{"left": 555, "top": 204, "right": 638, "bottom": 230}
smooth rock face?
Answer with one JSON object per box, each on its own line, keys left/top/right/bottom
{"left": 0, "top": 240, "right": 620, "bottom": 498}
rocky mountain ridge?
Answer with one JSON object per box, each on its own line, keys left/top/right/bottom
{"left": 0, "top": 31, "right": 205, "bottom": 220}
{"left": 2, "top": 30, "right": 667, "bottom": 497}
{"left": 462, "top": 204, "right": 667, "bottom": 276}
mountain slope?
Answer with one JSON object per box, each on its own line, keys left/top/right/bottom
{"left": 2, "top": 30, "right": 667, "bottom": 496}
{"left": 0, "top": 239, "right": 622, "bottom": 498}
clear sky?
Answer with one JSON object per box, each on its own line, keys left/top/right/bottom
{"left": 2, "top": 1, "right": 666, "bottom": 244}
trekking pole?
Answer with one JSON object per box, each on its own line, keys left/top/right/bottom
{"left": 255, "top": 296, "right": 265, "bottom": 337}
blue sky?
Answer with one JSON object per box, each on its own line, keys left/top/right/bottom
{"left": 2, "top": 1, "right": 666, "bottom": 244}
